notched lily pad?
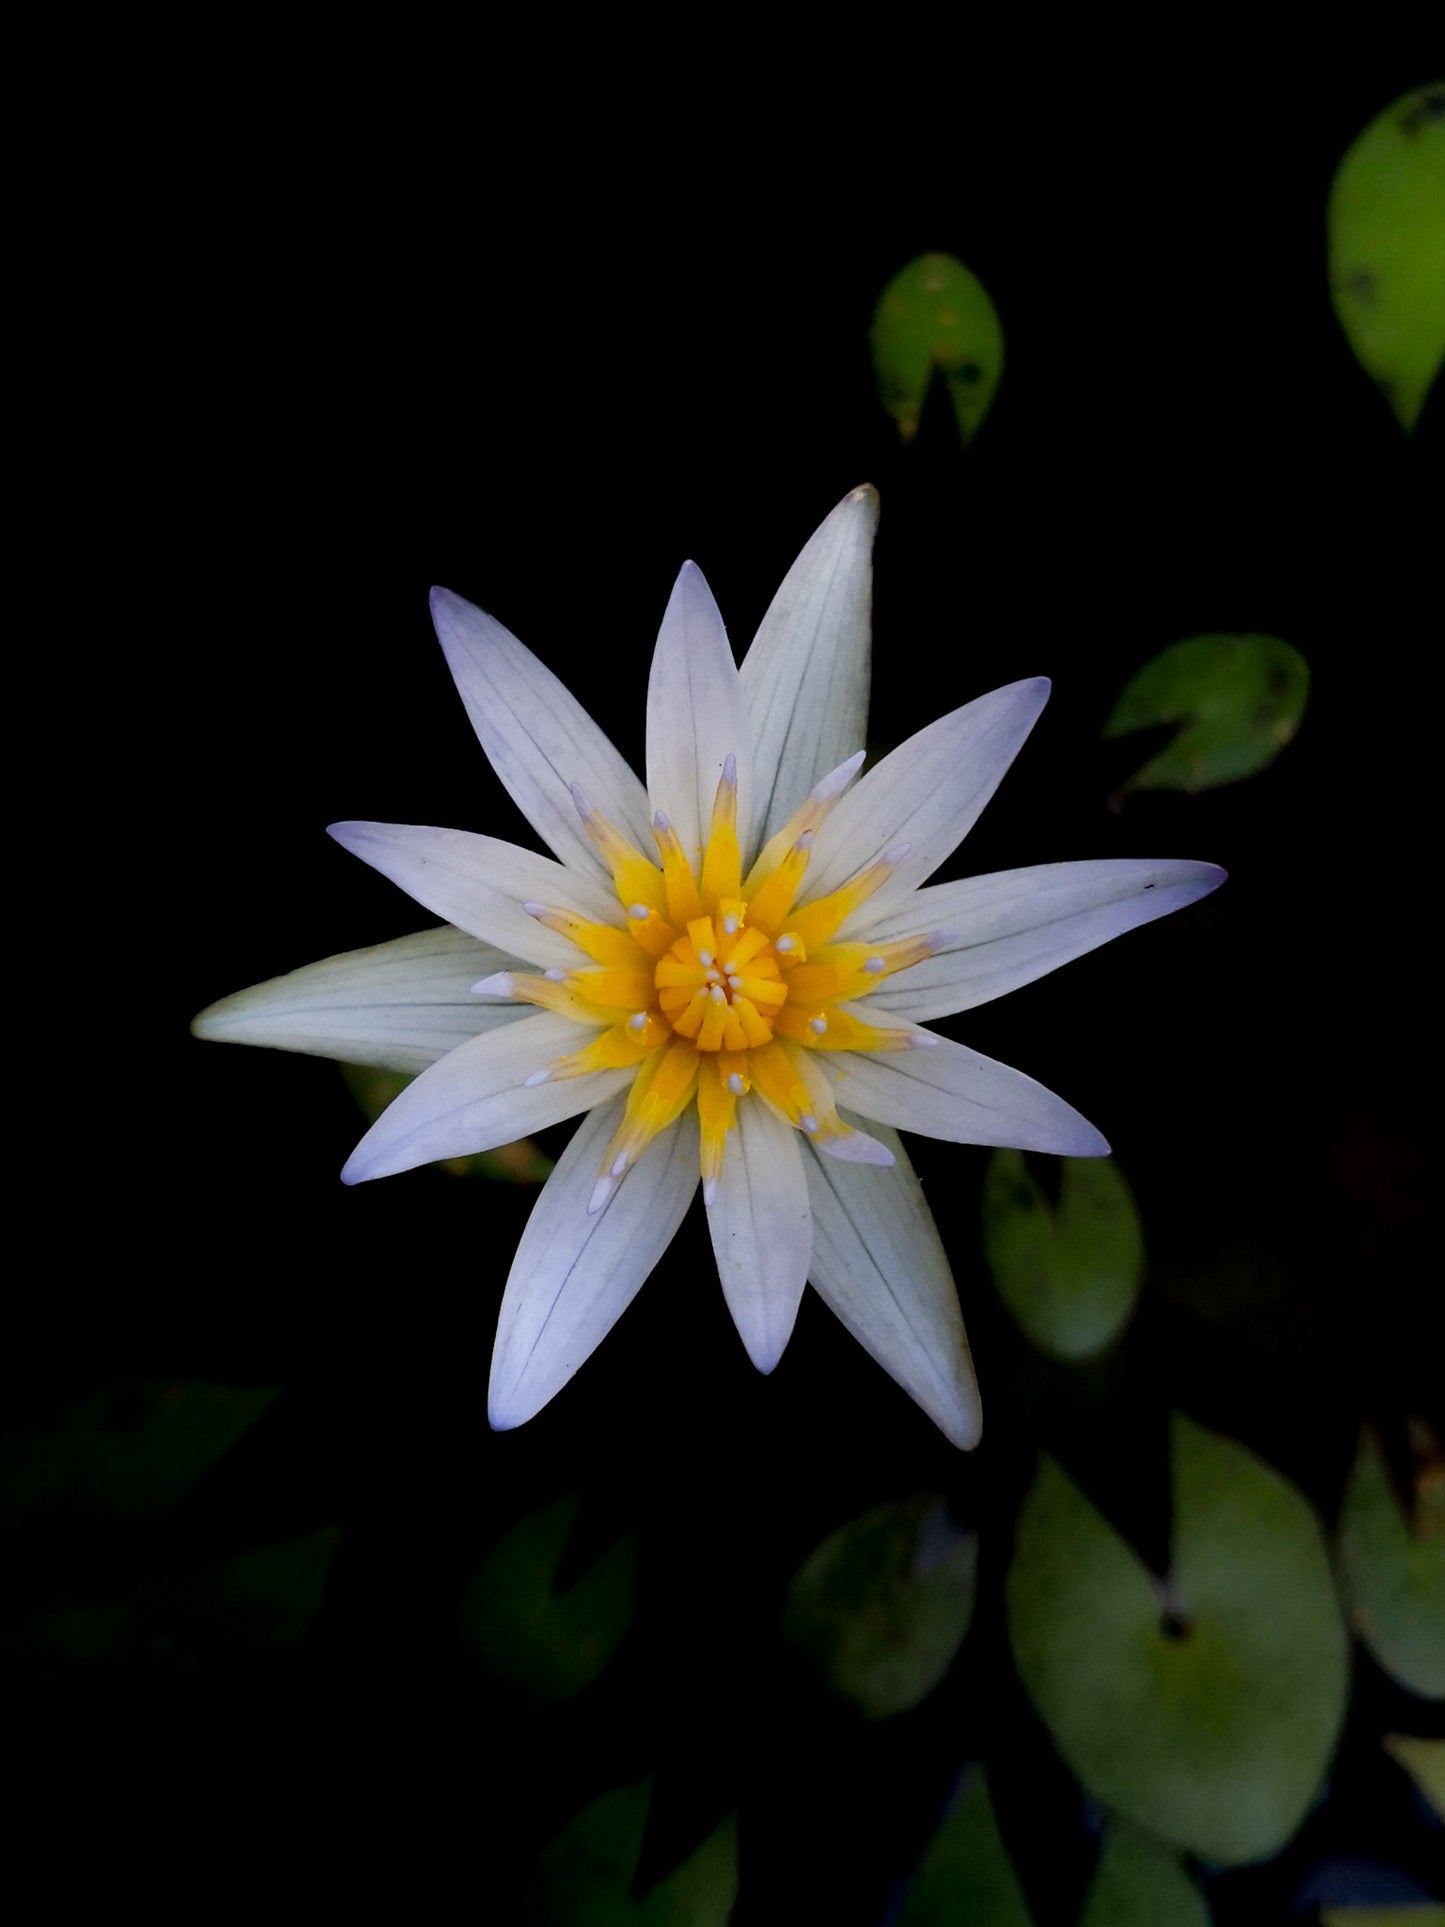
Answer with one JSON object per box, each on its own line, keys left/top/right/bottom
{"left": 899, "top": 1768, "right": 1032, "bottom": 1927}
{"left": 342, "top": 1063, "right": 551, "bottom": 1181}
{"left": 1339, "top": 1424, "right": 1445, "bottom": 1700}
{"left": 783, "top": 1494, "right": 977, "bottom": 1720}
{"left": 526, "top": 1778, "right": 738, "bottom": 1926}
{"left": 1104, "top": 634, "right": 1309, "bottom": 794}
{"left": 1078, "top": 1822, "right": 1208, "bottom": 1927}
{"left": 870, "top": 252, "right": 1004, "bottom": 446}
{"left": 1006, "top": 1413, "right": 1349, "bottom": 1864}
{"left": 982, "top": 1151, "right": 1143, "bottom": 1361}
{"left": 460, "top": 1493, "right": 636, "bottom": 1703}
{"left": 1328, "top": 84, "right": 1445, "bottom": 432}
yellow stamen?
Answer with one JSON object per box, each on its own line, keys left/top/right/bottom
{"left": 745, "top": 831, "right": 815, "bottom": 933}
{"left": 652, "top": 812, "right": 705, "bottom": 926}
{"left": 572, "top": 787, "right": 667, "bottom": 916}
{"left": 786, "top": 844, "right": 907, "bottom": 950}
{"left": 699, "top": 755, "right": 741, "bottom": 904}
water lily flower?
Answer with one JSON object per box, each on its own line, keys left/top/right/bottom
{"left": 193, "top": 489, "right": 1223, "bottom": 1446}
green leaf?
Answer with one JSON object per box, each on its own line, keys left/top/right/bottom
{"left": 342, "top": 1063, "right": 552, "bottom": 1181}
{"left": 1006, "top": 1414, "right": 1349, "bottom": 1864}
{"left": 1328, "top": 85, "right": 1445, "bottom": 432}
{"left": 526, "top": 1779, "right": 738, "bottom": 1927}
{"left": 461, "top": 1494, "right": 637, "bottom": 1704}
{"left": 870, "top": 253, "right": 1004, "bottom": 446}
{"left": 783, "top": 1495, "right": 977, "bottom": 1720}
{"left": 1321, "top": 1909, "right": 1445, "bottom": 1927}
{"left": 1339, "top": 1425, "right": 1445, "bottom": 1700}
{"left": 1078, "top": 1822, "right": 1208, "bottom": 1927}
{"left": 899, "top": 1769, "right": 1033, "bottom": 1927}
{"left": 1384, "top": 1734, "right": 1445, "bottom": 1820}
{"left": 982, "top": 1152, "right": 1143, "bottom": 1361}
{"left": 1103, "top": 634, "right": 1309, "bottom": 794}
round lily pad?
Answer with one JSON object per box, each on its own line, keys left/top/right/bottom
{"left": 1339, "top": 1426, "right": 1445, "bottom": 1700}
{"left": 1103, "top": 633, "right": 1309, "bottom": 794}
{"left": 982, "top": 1150, "right": 1143, "bottom": 1361}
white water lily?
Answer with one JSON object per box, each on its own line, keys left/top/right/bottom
{"left": 194, "top": 489, "right": 1223, "bottom": 1446}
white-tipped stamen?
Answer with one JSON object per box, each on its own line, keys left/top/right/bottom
{"left": 722, "top": 913, "right": 739, "bottom": 935}
{"left": 909, "top": 1030, "right": 942, "bottom": 1049}
{"left": 726, "top": 1072, "right": 746, "bottom": 1096}
{"left": 931, "top": 928, "right": 959, "bottom": 948}
{"left": 653, "top": 810, "right": 671, "bottom": 833}
{"left": 727, "top": 975, "right": 743, "bottom": 990}
{"left": 812, "top": 749, "right": 866, "bottom": 801}
{"left": 698, "top": 949, "right": 713, "bottom": 967}
{"left": 522, "top": 1066, "right": 553, "bottom": 1088}
{"left": 862, "top": 956, "right": 885, "bottom": 974}
{"left": 709, "top": 984, "right": 726, "bottom": 1003}
{"left": 571, "top": 783, "right": 592, "bottom": 819}
{"left": 703, "top": 1177, "right": 718, "bottom": 1207}
{"left": 883, "top": 841, "right": 911, "bottom": 864}
{"left": 587, "top": 1174, "right": 616, "bottom": 1216}
{"left": 610, "top": 1151, "right": 630, "bottom": 1178}
{"left": 628, "top": 903, "right": 650, "bottom": 922}
{"left": 705, "top": 968, "right": 720, "bottom": 985}
{"left": 627, "top": 1011, "right": 647, "bottom": 1033}
{"left": 775, "top": 934, "right": 797, "bottom": 954}
{"left": 795, "top": 830, "right": 815, "bottom": 852}
{"left": 471, "top": 971, "right": 514, "bottom": 996}
{"left": 799, "top": 1113, "right": 819, "bottom": 1134}
{"left": 809, "top": 1016, "right": 827, "bottom": 1035}
{"left": 722, "top": 751, "right": 737, "bottom": 784}
{"left": 522, "top": 901, "right": 546, "bottom": 918}
{"left": 544, "top": 966, "right": 567, "bottom": 983}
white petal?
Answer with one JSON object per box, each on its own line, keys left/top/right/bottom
{"left": 341, "top": 1011, "right": 633, "bottom": 1182}
{"left": 327, "top": 821, "right": 623, "bottom": 968}
{"left": 802, "top": 679, "right": 1050, "bottom": 932}
{"left": 430, "top": 586, "right": 653, "bottom": 878}
{"left": 863, "top": 858, "right": 1227, "bottom": 1021}
{"left": 706, "top": 1097, "right": 811, "bottom": 1374}
{"left": 817, "top": 1028, "right": 1109, "bottom": 1157}
{"left": 488, "top": 1099, "right": 700, "bottom": 1429}
{"left": 804, "top": 1123, "right": 981, "bottom": 1449}
{"left": 738, "top": 486, "right": 877, "bottom": 856}
{"left": 191, "top": 927, "right": 526, "bottom": 1074}
{"left": 645, "top": 562, "right": 752, "bottom": 868}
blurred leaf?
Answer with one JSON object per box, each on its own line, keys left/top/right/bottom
{"left": 870, "top": 252, "right": 1004, "bottom": 445}
{"left": 783, "top": 1494, "right": 977, "bottom": 1720}
{"left": 1078, "top": 1822, "right": 1208, "bottom": 1927}
{"left": 1007, "top": 1414, "right": 1349, "bottom": 1864}
{"left": 526, "top": 1779, "right": 737, "bottom": 1926}
{"left": 342, "top": 1063, "right": 551, "bottom": 1181}
{"left": 0, "top": 1380, "right": 279, "bottom": 1533}
{"left": 1339, "top": 1425, "right": 1445, "bottom": 1700}
{"left": 899, "top": 1768, "right": 1033, "bottom": 1927}
{"left": 1321, "top": 1910, "right": 1445, "bottom": 1927}
{"left": 982, "top": 1152, "right": 1143, "bottom": 1361}
{"left": 1384, "top": 1735, "right": 1445, "bottom": 1819}
{"left": 1103, "top": 634, "right": 1309, "bottom": 794}
{"left": 461, "top": 1494, "right": 636, "bottom": 1704}
{"left": 1328, "top": 85, "right": 1445, "bottom": 432}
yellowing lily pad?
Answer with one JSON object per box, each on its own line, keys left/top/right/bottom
{"left": 982, "top": 1151, "right": 1143, "bottom": 1361}
{"left": 783, "top": 1494, "right": 977, "bottom": 1720}
{"left": 1338, "top": 1426, "right": 1445, "bottom": 1700}
{"left": 1078, "top": 1822, "right": 1208, "bottom": 1927}
{"left": 1329, "top": 85, "right": 1445, "bottom": 432}
{"left": 899, "top": 1769, "right": 1033, "bottom": 1927}
{"left": 870, "top": 252, "right": 1004, "bottom": 445}
{"left": 1103, "top": 633, "right": 1309, "bottom": 794}
{"left": 1006, "top": 1414, "right": 1349, "bottom": 1864}
{"left": 526, "top": 1779, "right": 738, "bottom": 1927}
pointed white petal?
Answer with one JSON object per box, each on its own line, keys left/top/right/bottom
{"left": 191, "top": 927, "right": 526, "bottom": 1074}
{"left": 804, "top": 1123, "right": 981, "bottom": 1449}
{"left": 706, "top": 1097, "right": 811, "bottom": 1374}
{"left": 863, "top": 859, "right": 1227, "bottom": 1021}
{"left": 430, "top": 586, "right": 653, "bottom": 877}
{"left": 739, "top": 486, "right": 877, "bottom": 855}
{"left": 327, "top": 821, "right": 623, "bottom": 968}
{"left": 819, "top": 1126, "right": 895, "bottom": 1166}
{"left": 818, "top": 1027, "right": 1109, "bottom": 1157}
{"left": 802, "top": 679, "right": 1051, "bottom": 932}
{"left": 341, "top": 1011, "right": 633, "bottom": 1182}
{"left": 488, "top": 1100, "right": 700, "bottom": 1428}
{"left": 645, "top": 562, "right": 752, "bottom": 868}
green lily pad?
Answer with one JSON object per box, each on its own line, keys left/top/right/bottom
{"left": 1006, "top": 1414, "right": 1349, "bottom": 1865}
{"left": 1078, "top": 1822, "right": 1208, "bottom": 1927}
{"left": 342, "top": 1063, "right": 551, "bottom": 1181}
{"left": 1328, "top": 85, "right": 1445, "bottom": 432}
{"left": 1321, "top": 1910, "right": 1445, "bottom": 1927}
{"left": 1338, "top": 1425, "right": 1445, "bottom": 1700}
{"left": 460, "top": 1494, "right": 636, "bottom": 1703}
{"left": 870, "top": 252, "right": 1004, "bottom": 446}
{"left": 526, "top": 1779, "right": 738, "bottom": 1927}
{"left": 783, "top": 1494, "right": 977, "bottom": 1720}
{"left": 1103, "top": 634, "right": 1309, "bottom": 794}
{"left": 899, "top": 1769, "right": 1032, "bottom": 1927}
{"left": 982, "top": 1151, "right": 1143, "bottom": 1361}
{"left": 1384, "top": 1734, "right": 1445, "bottom": 1819}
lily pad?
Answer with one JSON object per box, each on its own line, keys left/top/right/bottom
{"left": 1078, "top": 1822, "right": 1208, "bottom": 1927}
{"left": 1384, "top": 1735, "right": 1445, "bottom": 1820}
{"left": 1328, "top": 85, "right": 1445, "bottom": 432}
{"left": 526, "top": 1779, "right": 737, "bottom": 1927}
{"left": 343, "top": 1063, "right": 551, "bottom": 1181}
{"left": 460, "top": 1493, "right": 636, "bottom": 1703}
{"left": 1321, "top": 1910, "right": 1445, "bottom": 1927}
{"left": 1338, "top": 1426, "right": 1445, "bottom": 1700}
{"left": 1103, "top": 634, "right": 1309, "bottom": 794}
{"left": 899, "top": 1768, "right": 1032, "bottom": 1927}
{"left": 1006, "top": 1414, "right": 1349, "bottom": 1865}
{"left": 783, "top": 1494, "right": 977, "bottom": 1720}
{"left": 870, "top": 252, "right": 1004, "bottom": 446}
{"left": 982, "top": 1151, "right": 1143, "bottom": 1361}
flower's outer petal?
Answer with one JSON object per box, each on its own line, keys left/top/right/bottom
{"left": 804, "top": 1121, "right": 981, "bottom": 1449}
{"left": 192, "top": 927, "right": 527, "bottom": 1075}
{"left": 864, "top": 858, "right": 1227, "bottom": 1021}
{"left": 328, "top": 822, "right": 624, "bottom": 969}
{"left": 803, "top": 679, "right": 1051, "bottom": 932}
{"left": 341, "top": 1012, "right": 633, "bottom": 1183}
{"left": 818, "top": 1028, "right": 1110, "bottom": 1157}
{"left": 488, "top": 1099, "right": 700, "bottom": 1429}
{"left": 430, "top": 587, "right": 654, "bottom": 878}
{"left": 646, "top": 562, "right": 752, "bottom": 869}
{"left": 739, "top": 486, "right": 877, "bottom": 856}
{"left": 706, "top": 1097, "right": 812, "bottom": 1374}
